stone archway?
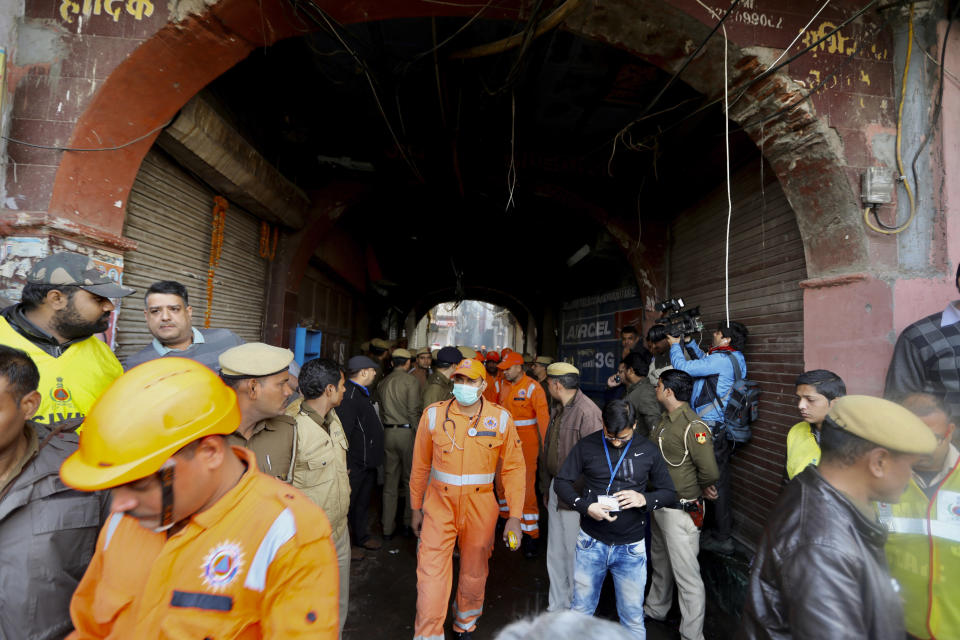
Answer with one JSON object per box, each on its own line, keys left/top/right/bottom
{"left": 47, "top": 0, "right": 860, "bottom": 283}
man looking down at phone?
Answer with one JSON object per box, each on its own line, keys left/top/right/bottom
{"left": 554, "top": 399, "right": 676, "bottom": 639}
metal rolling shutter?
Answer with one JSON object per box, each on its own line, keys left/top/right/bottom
{"left": 669, "top": 158, "right": 807, "bottom": 545}
{"left": 115, "top": 148, "right": 269, "bottom": 364}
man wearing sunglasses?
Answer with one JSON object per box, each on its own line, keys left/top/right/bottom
{"left": 554, "top": 399, "right": 675, "bottom": 638}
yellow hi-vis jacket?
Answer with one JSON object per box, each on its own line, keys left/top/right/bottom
{"left": 878, "top": 445, "right": 960, "bottom": 640}
{"left": 785, "top": 421, "right": 821, "bottom": 480}
{"left": 0, "top": 317, "right": 122, "bottom": 424}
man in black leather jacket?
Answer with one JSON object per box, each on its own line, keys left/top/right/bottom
{"left": 738, "top": 396, "right": 937, "bottom": 640}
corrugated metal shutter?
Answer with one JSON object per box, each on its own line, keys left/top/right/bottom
{"left": 669, "top": 158, "right": 807, "bottom": 545}
{"left": 296, "top": 264, "right": 355, "bottom": 365}
{"left": 115, "top": 148, "right": 269, "bottom": 363}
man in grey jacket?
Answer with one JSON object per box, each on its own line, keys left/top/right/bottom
{"left": 539, "top": 362, "right": 603, "bottom": 612}
{"left": 0, "top": 345, "right": 108, "bottom": 639}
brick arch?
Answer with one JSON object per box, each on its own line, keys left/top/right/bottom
{"left": 50, "top": 0, "right": 862, "bottom": 283}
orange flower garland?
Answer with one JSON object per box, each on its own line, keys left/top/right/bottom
{"left": 258, "top": 221, "right": 278, "bottom": 261}
{"left": 205, "top": 196, "right": 228, "bottom": 328}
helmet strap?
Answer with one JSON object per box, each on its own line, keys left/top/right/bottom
{"left": 153, "top": 459, "right": 177, "bottom": 534}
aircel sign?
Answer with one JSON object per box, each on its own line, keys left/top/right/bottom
{"left": 564, "top": 317, "right": 614, "bottom": 342}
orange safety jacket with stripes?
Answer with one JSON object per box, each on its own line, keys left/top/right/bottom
{"left": 497, "top": 374, "right": 550, "bottom": 441}
{"left": 67, "top": 447, "right": 339, "bottom": 639}
{"left": 409, "top": 399, "right": 526, "bottom": 518}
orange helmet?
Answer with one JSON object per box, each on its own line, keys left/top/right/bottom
{"left": 60, "top": 357, "right": 240, "bottom": 492}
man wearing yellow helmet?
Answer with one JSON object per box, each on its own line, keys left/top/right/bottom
{"left": 61, "top": 357, "right": 339, "bottom": 639}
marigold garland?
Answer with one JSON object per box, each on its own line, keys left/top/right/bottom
{"left": 258, "top": 221, "right": 278, "bottom": 261}
{"left": 205, "top": 196, "right": 228, "bottom": 328}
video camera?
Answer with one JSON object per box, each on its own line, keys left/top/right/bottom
{"left": 653, "top": 297, "right": 704, "bottom": 338}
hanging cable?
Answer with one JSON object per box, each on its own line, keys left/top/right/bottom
{"left": 3, "top": 119, "right": 172, "bottom": 152}
{"left": 864, "top": 2, "right": 916, "bottom": 234}
{"left": 694, "top": 0, "right": 733, "bottom": 327}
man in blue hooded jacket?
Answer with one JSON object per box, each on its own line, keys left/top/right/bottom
{"left": 667, "top": 321, "right": 748, "bottom": 555}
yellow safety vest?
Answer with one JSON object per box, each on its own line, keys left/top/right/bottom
{"left": 878, "top": 454, "right": 960, "bottom": 640}
{"left": 0, "top": 317, "right": 122, "bottom": 424}
{"left": 785, "top": 421, "right": 821, "bottom": 480}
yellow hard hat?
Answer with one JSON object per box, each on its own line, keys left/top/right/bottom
{"left": 60, "top": 357, "right": 241, "bottom": 492}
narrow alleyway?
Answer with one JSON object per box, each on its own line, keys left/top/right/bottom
{"left": 345, "top": 493, "right": 740, "bottom": 639}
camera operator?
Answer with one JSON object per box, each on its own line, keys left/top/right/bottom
{"left": 666, "top": 320, "right": 748, "bottom": 555}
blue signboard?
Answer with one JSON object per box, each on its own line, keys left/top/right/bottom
{"left": 558, "top": 287, "right": 644, "bottom": 398}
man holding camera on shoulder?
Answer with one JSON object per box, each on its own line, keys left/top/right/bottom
{"left": 666, "top": 320, "right": 748, "bottom": 555}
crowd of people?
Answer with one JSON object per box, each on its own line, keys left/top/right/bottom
{"left": 0, "top": 250, "right": 957, "bottom": 640}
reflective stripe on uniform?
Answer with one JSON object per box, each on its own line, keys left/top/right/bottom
{"left": 244, "top": 508, "right": 296, "bottom": 591}
{"left": 414, "top": 636, "right": 445, "bottom": 640}
{"left": 454, "top": 607, "right": 483, "bottom": 624}
{"left": 522, "top": 513, "right": 539, "bottom": 522}
{"left": 527, "top": 383, "right": 536, "bottom": 398}
{"left": 514, "top": 419, "right": 537, "bottom": 426}
{"left": 498, "top": 498, "right": 509, "bottom": 512}
{"left": 427, "top": 406, "right": 437, "bottom": 432}
{"left": 883, "top": 516, "right": 960, "bottom": 543}
{"left": 103, "top": 512, "right": 124, "bottom": 551}
{"left": 430, "top": 469, "right": 496, "bottom": 486}
{"left": 499, "top": 410, "right": 509, "bottom": 433}
{"left": 520, "top": 522, "right": 539, "bottom": 532}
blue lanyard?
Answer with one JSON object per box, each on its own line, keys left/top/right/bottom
{"left": 602, "top": 434, "right": 633, "bottom": 495}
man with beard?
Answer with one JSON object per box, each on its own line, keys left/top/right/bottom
{"left": 0, "top": 252, "right": 134, "bottom": 424}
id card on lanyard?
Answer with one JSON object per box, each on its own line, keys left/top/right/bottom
{"left": 598, "top": 436, "right": 633, "bottom": 512}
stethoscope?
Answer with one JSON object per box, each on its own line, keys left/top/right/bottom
{"left": 441, "top": 397, "right": 485, "bottom": 453}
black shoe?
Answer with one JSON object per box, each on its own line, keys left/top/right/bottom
{"left": 520, "top": 534, "right": 539, "bottom": 559}
{"left": 454, "top": 629, "right": 473, "bottom": 639}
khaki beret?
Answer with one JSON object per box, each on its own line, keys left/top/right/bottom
{"left": 431, "top": 349, "right": 440, "bottom": 359}
{"left": 457, "top": 346, "right": 478, "bottom": 359}
{"left": 392, "top": 348, "right": 413, "bottom": 359}
{"left": 535, "top": 356, "right": 554, "bottom": 365}
{"left": 220, "top": 343, "right": 294, "bottom": 378}
{"left": 416, "top": 347, "right": 432, "bottom": 356}
{"left": 826, "top": 395, "right": 938, "bottom": 454}
{"left": 547, "top": 362, "right": 579, "bottom": 376}
{"left": 371, "top": 338, "right": 390, "bottom": 349}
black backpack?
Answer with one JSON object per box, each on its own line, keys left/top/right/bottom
{"left": 719, "top": 352, "right": 760, "bottom": 443}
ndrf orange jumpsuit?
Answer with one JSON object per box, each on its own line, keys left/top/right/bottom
{"left": 68, "top": 447, "right": 339, "bottom": 639}
{"left": 496, "top": 374, "right": 549, "bottom": 537}
{"left": 483, "top": 371, "right": 501, "bottom": 403}
{"left": 409, "top": 398, "right": 526, "bottom": 640}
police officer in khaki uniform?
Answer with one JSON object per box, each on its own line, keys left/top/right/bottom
{"left": 411, "top": 347, "right": 432, "bottom": 390}
{"left": 293, "top": 357, "right": 351, "bottom": 637}
{"left": 219, "top": 343, "right": 298, "bottom": 482}
{"left": 422, "top": 346, "right": 461, "bottom": 407}
{"left": 532, "top": 356, "right": 554, "bottom": 407}
{"left": 645, "top": 369, "right": 719, "bottom": 640}
{"left": 378, "top": 348, "right": 422, "bottom": 538}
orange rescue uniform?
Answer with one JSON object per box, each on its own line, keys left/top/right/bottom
{"left": 483, "top": 371, "right": 500, "bottom": 403}
{"left": 68, "top": 447, "right": 339, "bottom": 639}
{"left": 496, "top": 374, "right": 549, "bottom": 536}
{"left": 409, "top": 398, "right": 526, "bottom": 640}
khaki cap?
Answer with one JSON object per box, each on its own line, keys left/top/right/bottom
{"left": 360, "top": 341, "right": 370, "bottom": 352}
{"left": 220, "top": 343, "right": 294, "bottom": 378}
{"left": 826, "top": 395, "right": 938, "bottom": 454}
{"left": 392, "top": 348, "right": 413, "bottom": 359}
{"left": 431, "top": 349, "right": 440, "bottom": 359}
{"left": 535, "top": 356, "right": 554, "bottom": 365}
{"left": 523, "top": 353, "right": 533, "bottom": 363}
{"left": 457, "top": 346, "right": 478, "bottom": 359}
{"left": 371, "top": 338, "right": 390, "bottom": 350}
{"left": 547, "top": 362, "right": 579, "bottom": 376}
{"left": 416, "top": 347, "right": 431, "bottom": 356}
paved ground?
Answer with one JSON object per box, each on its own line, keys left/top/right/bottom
{"left": 343, "top": 504, "right": 739, "bottom": 639}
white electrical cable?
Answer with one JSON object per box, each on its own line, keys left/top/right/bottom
{"left": 769, "top": 0, "right": 833, "bottom": 69}
{"left": 695, "top": 0, "right": 733, "bottom": 327}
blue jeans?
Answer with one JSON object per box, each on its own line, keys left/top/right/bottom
{"left": 570, "top": 528, "right": 647, "bottom": 639}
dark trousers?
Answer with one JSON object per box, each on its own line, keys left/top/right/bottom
{"left": 709, "top": 434, "right": 733, "bottom": 541}
{"left": 348, "top": 466, "right": 377, "bottom": 546}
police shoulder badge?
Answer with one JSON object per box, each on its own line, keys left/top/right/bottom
{"left": 201, "top": 541, "right": 244, "bottom": 591}
{"left": 694, "top": 431, "right": 708, "bottom": 445}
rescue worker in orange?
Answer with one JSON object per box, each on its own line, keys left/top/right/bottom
{"left": 410, "top": 358, "right": 526, "bottom": 640}
{"left": 61, "top": 358, "right": 339, "bottom": 639}
{"left": 483, "top": 351, "right": 501, "bottom": 403}
{"left": 496, "top": 350, "right": 550, "bottom": 557}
